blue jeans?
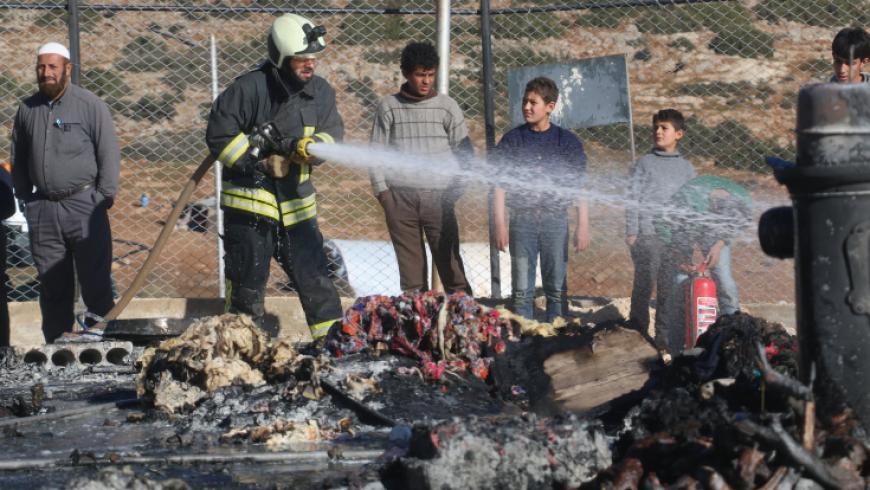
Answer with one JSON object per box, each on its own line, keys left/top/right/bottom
{"left": 509, "top": 212, "right": 569, "bottom": 322}
{"left": 711, "top": 244, "right": 739, "bottom": 315}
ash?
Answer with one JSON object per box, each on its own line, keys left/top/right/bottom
{"left": 54, "top": 466, "right": 190, "bottom": 490}
{"left": 380, "top": 414, "right": 611, "bottom": 490}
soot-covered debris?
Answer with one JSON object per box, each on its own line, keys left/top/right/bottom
{"left": 136, "top": 314, "right": 322, "bottom": 413}
{"left": 380, "top": 414, "right": 611, "bottom": 490}
{"left": 590, "top": 312, "right": 869, "bottom": 489}
{"left": 329, "top": 292, "right": 527, "bottom": 382}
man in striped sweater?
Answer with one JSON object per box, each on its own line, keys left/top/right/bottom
{"left": 370, "top": 42, "right": 474, "bottom": 295}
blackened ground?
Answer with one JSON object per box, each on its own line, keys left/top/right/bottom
{"left": 326, "top": 353, "right": 507, "bottom": 423}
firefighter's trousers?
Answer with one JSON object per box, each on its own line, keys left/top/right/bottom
{"left": 223, "top": 213, "right": 342, "bottom": 339}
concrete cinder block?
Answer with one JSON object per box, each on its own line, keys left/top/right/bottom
{"left": 16, "top": 341, "right": 134, "bottom": 369}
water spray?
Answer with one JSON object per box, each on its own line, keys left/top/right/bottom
{"left": 307, "top": 142, "right": 772, "bottom": 245}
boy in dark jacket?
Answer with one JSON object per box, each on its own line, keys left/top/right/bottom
{"left": 492, "top": 77, "right": 589, "bottom": 321}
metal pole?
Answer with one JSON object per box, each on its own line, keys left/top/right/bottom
{"left": 481, "top": 0, "right": 500, "bottom": 299}
{"left": 210, "top": 35, "right": 226, "bottom": 299}
{"left": 436, "top": 0, "right": 450, "bottom": 95}
{"left": 432, "top": 0, "right": 451, "bottom": 292}
{"left": 67, "top": 0, "right": 81, "bottom": 84}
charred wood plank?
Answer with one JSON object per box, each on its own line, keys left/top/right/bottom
{"left": 544, "top": 327, "right": 659, "bottom": 415}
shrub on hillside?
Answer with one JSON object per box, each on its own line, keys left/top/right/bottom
{"left": 574, "top": 7, "right": 633, "bottom": 29}
{"left": 492, "top": 13, "right": 564, "bottom": 40}
{"left": 34, "top": 8, "right": 105, "bottom": 33}
{"left": 127, "top": 93, "right": 183, "bottom": 123}
{"left": 334, "top": 14, "right": 407, "bottom": 45}
{"left": 674, "top": 81, "right": 774, "bottom": 103}
{"left": 754, "top": 0, "right": 870, "bottom": 28}
{"left": 669, "top": 37, "right": 695, "bottom": 52}
{"left": 798, "top": 59, "right": 832, "bottom": 80}
{"left": 121, "top": 128, "right": 202, "bottom": 163}
{"left": 348, "top": 77, "right": 379, "bottom": 112}
{"left": 580, "top": 118, "right": 788, "bottom": 173}
{"left": 116, "top": 36, "right": 174, "bottom": 73}
{"left": 709, "top": 28, "right": 775, "bottom": 58}
{"left": 81, "top": 68, "right": 129, "bottom": 100}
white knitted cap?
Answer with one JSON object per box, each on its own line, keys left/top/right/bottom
{"left": 37, "top": 42, "right": 70, "bottom": 60}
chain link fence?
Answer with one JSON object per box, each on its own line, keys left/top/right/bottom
{"left": 0, "top": 0, "right": 853, "bottom": 309}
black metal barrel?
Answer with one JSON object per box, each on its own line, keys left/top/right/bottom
{"left": 769, "top": 83, "right": 870, "bottom": 428}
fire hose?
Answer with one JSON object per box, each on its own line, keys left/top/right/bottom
{"left": 90, "top": 155, "right": 216, "bottom": 331}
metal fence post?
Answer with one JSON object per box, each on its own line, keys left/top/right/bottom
{"left": 481, "top": 0, "right": 500, "bottom": 299}
{"left": 210, "top": 35, "right": 225, "bottom": 299}
{"left": 433, "top": 0, "right": 451, "bottom": 293}
{"left": 67, "top": 0, "right": 80, "bottom": 84}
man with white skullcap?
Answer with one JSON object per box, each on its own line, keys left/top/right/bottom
{"left": 11, "top": 42, "right": 121, "bottom": 342}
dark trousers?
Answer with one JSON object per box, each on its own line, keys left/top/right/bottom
{"left": 654, "top": 248, "right": 686, "bottom": 355}
{"left": 0, "top": 226, "right": 9, "bottom": 347}
{"left": 628, "top": 234, "right": 665, "bottom": 333}
{"left": 381, "top": 188, "right": 470, "bottom": 294}
{"left": 24, "top": 189, "right": 115, "bottom": 343}
{"left": 223, "top": 214, "right": 342, "bottom": 338}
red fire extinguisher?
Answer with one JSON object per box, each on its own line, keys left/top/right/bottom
{"left": 685, "top": 262, "right": 718, "bottom": 349}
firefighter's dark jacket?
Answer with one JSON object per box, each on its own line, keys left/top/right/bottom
{"left": 206, "top": 63, "right": 343, "bottom": 227}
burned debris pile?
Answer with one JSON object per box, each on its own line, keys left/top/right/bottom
{"left": 136, "top": 314, "right": 322, "bottom": 414}
{"left": 328, "top": 292, "right": 519, "bottom": 382}
{"left": 2, "top": 296, "right": 866, "bottom": 489}
{"left": 588, "top": 313, "right": 869, "bottom": 489}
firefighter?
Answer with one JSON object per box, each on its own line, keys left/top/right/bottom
{"left": 206, "top": 13, "right": 343, "bottom": 346}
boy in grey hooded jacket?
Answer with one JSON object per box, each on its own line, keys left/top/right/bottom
{"left": 625, "top": 109, "right": 696, "bottom": 333}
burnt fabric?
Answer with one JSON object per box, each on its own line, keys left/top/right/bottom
{"left": 381, "top": 187, "right": 470, "bottom": 294}
{"left": 327, "top": 291, "right": 515, "bottom": 382}
{"left": 223, "top": 214, "right": 342, "bottom": 330}
{"left": 24, "top": 188, "right": 114, "bottom": 343}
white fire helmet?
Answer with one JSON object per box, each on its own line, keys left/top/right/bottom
{"left": 267, "top": 13, "right": 326, "bottom": 68}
